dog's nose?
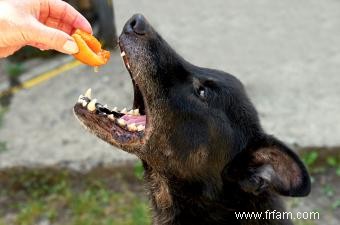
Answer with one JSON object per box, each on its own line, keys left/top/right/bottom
{"left": 125, "top": 14, "right": 148, "bottom": 35}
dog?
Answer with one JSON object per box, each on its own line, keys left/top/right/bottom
{"left": 74, "top": 14, "right": 311, "bottom": 225}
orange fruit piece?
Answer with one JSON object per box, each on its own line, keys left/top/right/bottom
{"left": 72, "top": 29, "right": 110, "bottom": 67}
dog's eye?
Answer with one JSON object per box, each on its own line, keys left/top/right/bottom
{"left": 199, "top": 89, "right": 205, "bottom": 97}
{"left": 197, "top": 87, "right": 206, "bottom": 99}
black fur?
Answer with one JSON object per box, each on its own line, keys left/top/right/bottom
{"left": 75, "top": 14, "right": 311, "bottom": 225}
{"left": 117, "top": 15, "right": 311, "bottom": 225}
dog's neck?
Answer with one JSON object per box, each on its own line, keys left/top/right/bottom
{"left": 143, "top": 164, "right": 292, "bottom": 225}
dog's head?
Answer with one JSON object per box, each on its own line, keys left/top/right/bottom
{"left": 74, "top": 14, "right": 310, "bottom": 197}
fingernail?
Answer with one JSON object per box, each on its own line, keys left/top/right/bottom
{"left": 63, "top": 40, "right": 79, "bottom": 54}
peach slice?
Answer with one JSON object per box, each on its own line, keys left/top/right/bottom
{"left": 72, "top": 29, "right": 110, "bottom": 67}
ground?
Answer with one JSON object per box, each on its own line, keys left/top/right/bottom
{"left": 0, "top": 154, "right": 339, "bottom": 225}
{"left": 0, "top": 0, "right": 339, "bottom": 224}
{"left": 0, "top": 164, "right": 150, "bottom": 225}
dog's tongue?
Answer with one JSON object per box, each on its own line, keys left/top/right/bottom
{"left": 121, "top": 115, "right": 146, "bottom": 126}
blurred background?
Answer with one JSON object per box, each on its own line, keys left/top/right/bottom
{"left": 0, "top": 0, "right": 339, "bottom": 224}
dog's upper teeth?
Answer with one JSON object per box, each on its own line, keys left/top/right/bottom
{"left": 127, "top": 110, "right": 134, "bottom": 115}
{"left": 137, "top": 125, "right": 145, "bottom": 131}
{"left": 117, "top": 118, "right": 126, "bottom": 126}
{"left": 112, "top": 107, "right": 118, "bottom": 112}
{"left": 121, "top": 51, "right": 126, "bottom": 57}
{"left": 103, "top": 104, "right": 108, "bottom": 108}
{"left": 127, "top": 123, "right": 137, "bottom": 132}
{"left": 87, "top": 99, "right": 97, "bottom": 111}
{"left": 108, "top": 114, "right": 115, "bottom": 121}
{"left": 85, "top": 88, "right": 92, "bottom": 99}
{"left": 82, "top": 99, "right": 88, "bottom": 107}
{"left": 133, "top": 109, "right": 140, "bottom": 116}
{"left": 121, "top": 108, "right": 127, "bottom": 114}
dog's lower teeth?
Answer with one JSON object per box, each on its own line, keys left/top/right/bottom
{"left": 121, "top": 51, "right": 126, "bottom": 57}
{"left": 85, "top": 88, "right": 92, "bottom": 99}
{"left": 87, "top": 99, "right": 97, "bottom": 111}
{"left": 127, "top": 123, "right": 137, "bottom": 132}
{"left": 137, "top": 125, "right": 145, "bottom": 131}
{"left": 108, "top": 114, "right": 115, "bottom": 121}
{"left": 82, "top": 100, "right": 88, "bottom": 107}
{"left": 76, "top": 89, "right": 144, "bottom": 133}
{"left": 117, "top": 118, "right": 126, "bottom": 126}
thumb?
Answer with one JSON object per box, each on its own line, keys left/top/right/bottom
{"left": 28, "top": 22, "right": 79, "bottom": 55}
{"left": 0, "top": 46, "right": 22, "bottom": 58}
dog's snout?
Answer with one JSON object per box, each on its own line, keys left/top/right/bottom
{"left": 125, "top": 14, "right": 148, "bottom": 35}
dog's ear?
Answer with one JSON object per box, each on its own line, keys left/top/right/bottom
{"left": 225, "top": 135, "right": 311, "bottom": 196}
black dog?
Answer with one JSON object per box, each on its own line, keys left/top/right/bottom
{"left": 74, "top": 14, "right": 310, "bottom": 225}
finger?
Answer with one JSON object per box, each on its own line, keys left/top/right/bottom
{"left": 39, "top": 0, "right": 92, "bottom": 34}
{"left": 27, "top": 42, "right": 50, "bottom": 51}
{"left": 44, "top": 17, "right": 73, "bottom": 34}
{"left": 0, "top": 46, "right": 22, "bottom": 58}
{"left": 27, "top": 21, "right": 79, "bottom": 55}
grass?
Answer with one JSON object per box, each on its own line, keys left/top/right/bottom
{"left": 322, "top": 185, "right": 335, "bottom": 198}
{"left": 301, "top": 149, "right": 340, "bottom": 177}
{"left": 133, "top": 161, "right": 144, "bottom": 180}
{"left": 293, "top": 220, "right": 317, "bottom": 225}
{"left": 0, "top": 147, "right": 338, "bottom": 224}
{"left": 0, "top": 165, "right": 150, "bottom": 225}
{"left": 5, "top": 62, "right": 24, "bottom": 79}
{"left": 287, "top": 149, "right": 340, "bottom": 217}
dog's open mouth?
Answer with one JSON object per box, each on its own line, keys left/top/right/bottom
{"left": 73, "top": 47, "right": 149, "bottom": 148}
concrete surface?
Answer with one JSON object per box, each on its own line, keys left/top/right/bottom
{"left": 114, "top": 0, "right": 340, "bottom": 147}
{"left": 0, "top": 53, "right": 137, "bottom": 169}
{"left": 0, "top": 0, "right": 340, "bottom": 169}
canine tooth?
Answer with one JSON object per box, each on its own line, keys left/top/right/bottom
{"left": 78, "top": 95, "right": 84, "bottom": 103}
{"left": 108, "top": 114, "right": 115, "bottom": 121}
{"left": 121, "top": 108, "right": 127, "bottom": 114}
{"left": 127, "top": 123, "right": 137, "bottom": 132}
{"left": 112, "top": 107, "right": 118, "bottom": 112}
{"left": 137, "top": 125, "right": 145, "bottom": 131}
{"left": 127, "top": 110, "right": 134, "bottom": 115}
{"left": 85, "top": 88, "right": 92, "bottom": 99}
{"left": 133, "top": 109, "right": 140, "bottom": 116}
{"left": 82, "top": 100, "right": 88, "bottom": 107}
{"left": 117, "top": 118, "right": 126, "bottom": 126}
{"left": 87, "top": 99, "right": 97, "bottom": 111}
{"left": 126, "top": 62, "right": 130, "bottom": 69}
{"left": 121, "top": 51, "right": 126, "bottom": 57}
{"left": 103, "top": 104, "right": 108, "bottom": 108}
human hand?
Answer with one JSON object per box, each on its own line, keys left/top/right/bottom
{"left": 0, "top": 0, "right": 92, "bottom": 58}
